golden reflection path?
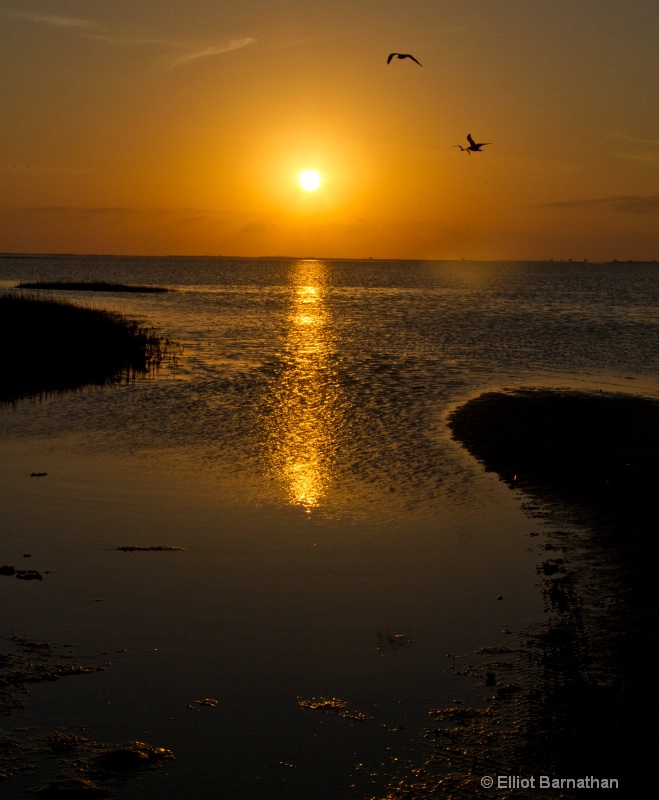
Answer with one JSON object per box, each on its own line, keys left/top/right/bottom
{"left": 266, "top": 260, "right": 342, "bottom": 513}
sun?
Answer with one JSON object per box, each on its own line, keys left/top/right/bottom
{"left": 299, "top": 170, "right": 321, "bottom": 191}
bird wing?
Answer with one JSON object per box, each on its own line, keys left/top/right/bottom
{"left": 387, "top": 53, "right": 397, "bottom": 64}
{"left": 405, "top": 54, "right": 422, "bottom": 66}
{"left": 467, "top": 133, "right": 476, "bottom": 147}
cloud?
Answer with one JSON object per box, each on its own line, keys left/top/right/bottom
{"left": 10, "top": 206, "right": 136, "bottom": 223}
{"left": 15, "top": 206, "right": 175, "bottom": 214}
{"left": 608, "top": 132, "right": 659, "bottom": 163}
{"left": 85, "top": 33, "right": 179, "bottom": 48}
{"left": 161, "top": 38, "right": 258, "bottom": 71}
{"left": 1, "top": 6, "right": 256, "bottom": 68}
{"left": 240, "top": 222, "right": 269, "bottom": 234}
{"left": 612, "top": 153, "right": 659, "bottom": 164}
{"left": 610, "top": 132, "right": 659, "bottom": 148}
{"left": 543, "top": 195, "right": 659, "bottom": 215}
{"left": 0, "top": 7, "right": 96, "bottom": 29}
{"left": 10, "top": 206, "right": 222, "bottom": 220}
{"left": 0, "top": 163, "right": 92, "bottom": 176}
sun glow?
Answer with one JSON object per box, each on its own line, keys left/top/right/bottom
{"left": 299, "top": 170, "right": 321, "bottom": 191}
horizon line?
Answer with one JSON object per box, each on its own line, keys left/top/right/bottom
{"left": 0, "top": 252, "right": 657, "bottom": 265}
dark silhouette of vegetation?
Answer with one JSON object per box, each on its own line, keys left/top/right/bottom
{"left": 448, "top": 388, "right": 659, "bottom": 523}
{"left": 448, "top": 388, "right": 659, "bottom": 791}
{"left": 16, "top": 281, "right": 169, "bottom": 293}
{"left": 1, "top": 291, "right": 173, "bottom": 404}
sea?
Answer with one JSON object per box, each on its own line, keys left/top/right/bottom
{"left": 1, "top": 256, "right": 658, "bottom": 798}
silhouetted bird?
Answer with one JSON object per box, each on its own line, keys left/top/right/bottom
{"left": 387, "top": 52, "right": 422, "bottom": 66}
{"left": 454, "top": 133, "right": 491, "bottom": 154}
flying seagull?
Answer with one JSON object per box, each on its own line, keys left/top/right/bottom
{"left": 387, "top": 52, "right": 422, "bottom": 66}
{"left": 454, "top": 133, "right": 491, "bottom": 154}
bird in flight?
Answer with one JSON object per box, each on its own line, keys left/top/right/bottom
{"left": 387, "top": 52, "right": 422, "bottom": 66}
{"left": 454, "top": 133, "right": 491, "bottom": 154}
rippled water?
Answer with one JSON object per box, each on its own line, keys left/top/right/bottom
{"left": 1, "top": 256, "right": 658, "bottom": 798}
{"left": 3, "top": 257, "right": 658, "bottom": 515}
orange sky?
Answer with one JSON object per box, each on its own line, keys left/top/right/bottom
{"left": 1, "top": 1, "right": 657, "bottom": 260}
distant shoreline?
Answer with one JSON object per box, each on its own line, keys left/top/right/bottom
{"left": 1, "top": 252, "right": 657, "bottom": 265}
{"left": 16, "top": 280, "right": 169, "bottom": 293}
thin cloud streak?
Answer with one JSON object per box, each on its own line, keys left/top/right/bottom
{"left": 162, "top": 38, "right": 258, "bottom": 70}
{"left": 1, "top": 163, "right": 92, "bottom": 176}
{"left": 86, "top": 33, "right": 181, "bottom": 48}
{"left": 610, "top": 132, "right": 659, "bottom": 148}
{"left": 543, "top": 195, "right": 659, "bottom": 215}
{"left": 608, "top": 132, "right": 659, "bottom": 163}
{"left": 0, "top": 7, "right": 96, "bottom": 29}
{"left": 1, "top": 6, "right": 256, "bottom": 68}
{"left": 612, "top": 153, "right": 659, "bottom": 164}
{"left": 8, "top": 206, "right": 218, "bottom": 218}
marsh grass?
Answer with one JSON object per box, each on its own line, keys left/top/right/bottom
{"left": 16, "top": 281, "right": 169, "bottom": 293}
{"left": 1, "top": 291, "right": 174, "bottom": 404}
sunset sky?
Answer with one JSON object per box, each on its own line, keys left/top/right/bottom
{"left": 1, "top": 0, "right": 657, "bottom": 261}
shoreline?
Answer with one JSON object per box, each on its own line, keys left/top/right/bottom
{"left": 448, "top": 387, "right": 659, "bottom": 579}
{"left": 376, "top": 387, "right": 659, "bottom": 797}
{"left": 1, "top": 292, "right": 173, "bottom": 404}
{"left": 446, "top": 388, "right": 659, "bottom": 788}
{"left": 2, "top": 252, "right": 658, "bottom": 265}
{"left": 15, "top": 281, "right": 169, "bottom": 293}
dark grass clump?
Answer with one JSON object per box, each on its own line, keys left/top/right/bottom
{"left": 448, "top": 388, "right": 659, "bottom": 632}
{"left": 1, "top": 291, "right": 172, "bottom": 404}
{"left": 16, "top": 281, "right": 169, "bottom": 293}
{"left": 447, "top": 387, "right": 659, "bottom": 789}
{"left": 448, "top": 388, "right": 659, "bottom": 527}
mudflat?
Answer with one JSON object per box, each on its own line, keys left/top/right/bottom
{"left": 448, "top": 388, "right": 659, "bottom": 790}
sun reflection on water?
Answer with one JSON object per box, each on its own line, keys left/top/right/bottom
{"left": 266, "top": 261, "right": 341, "bottom": 513}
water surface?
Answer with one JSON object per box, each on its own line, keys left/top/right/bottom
{"left": 1, "top": 257, "right": 658, "bottom": 797}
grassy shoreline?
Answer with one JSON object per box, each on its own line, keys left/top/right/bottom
{"left": 1, "top": 291, "right": 173, "bottom": 404}
{"left": 16, "top": 280, "right": 169, "bottom": 293}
